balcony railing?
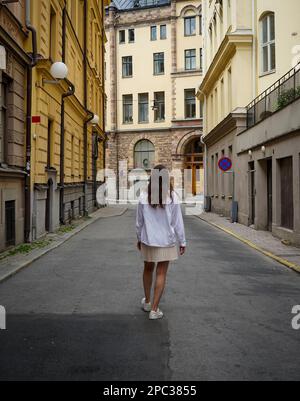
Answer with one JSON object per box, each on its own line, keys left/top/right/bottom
{"left": 246, "top": 63, "right": 300, "bottom": 129}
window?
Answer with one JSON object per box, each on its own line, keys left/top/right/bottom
{"left": 122, "top": 56, "right": 132, "bottom": 77}
{"left": 184, "top": 16, "right": 196, "bottom": 36}
{"left": 154, "top": 92, "right": 165, "bottom": 122}
{"left": 153, "top": 53, "right": 164, "bottom": 75}
{"left": 151, "top": 26, "right": 157, "bottom": 41}
{"left": 200, "top": 100, "right": 204, "bottom": 118}
{"left": 47, "top": 119, "right": 54, "bottom": 168}
{"left": 0, "top": 77, "right": 8, "bottom": 165}
{"left": 50, "top": 6, "right": 56, "bottom": 60}
{"left": 128, "top": 28, "right": 135, "bottom": 43}
{"left": 200, "top": 48, "right": 203, "bottom": 71}
{"left": 138, "top": 93, "right": 149, "bottom": 123}
{"left": 185, "top": 89, "right": 196, "bottom": 118}
{"left": 134, "top": 140, "right": 155, "bottom": 170}
{"left": 228, "top": 67, "right": 232, "bottom": 113}
{"left": 119, "top": 30, "right": 125, "bottom": 43}
{"left": 261, "top": 13, "right": 275, "bottom": 74}
{"left": 185, "top": 49, "right": 196, "bottom": 70}
{"left": 199, "top": 14, "right": 202, "bottom": 35}
{"left": 123, "top": 95, "right": 133, "bottom": 124}
{"left": 160, "top": 25, "right": 167, "bottom": 40}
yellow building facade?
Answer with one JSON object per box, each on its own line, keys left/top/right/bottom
{"left": 198, "top": 0, "right": 300, "bottom": 245}
{"left": 26, "top": 0, "right": 107, "bottom": 240}
{"left": 105, "top": 0, "right": 204, "bottom": 199}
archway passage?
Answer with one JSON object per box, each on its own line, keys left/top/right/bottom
{"left": 184, "top": 137, "right": 204, "bottom": 196}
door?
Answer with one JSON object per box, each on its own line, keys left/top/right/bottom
{"left": 5, "top": 200, "right": 15, "bottom": 247}
{"left": 249, "top": 161, "right": 255, "bottom": 225}
{"left": 280, "top": 157, "right": 294, "bottom": 229}
{"left": 45, "top": 179, "right": 52, "bottom": 232}
{"left": 267, "top": 159, "right": 273, "bottom": 231}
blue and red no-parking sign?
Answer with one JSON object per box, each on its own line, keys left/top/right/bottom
{"left": 218, "top": 157, "right": 232, "bottom": 172}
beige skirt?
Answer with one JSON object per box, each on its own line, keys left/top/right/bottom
{"left": 140, "top": 243, "right": 178, "bottom": 263}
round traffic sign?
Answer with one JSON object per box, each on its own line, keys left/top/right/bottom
{"left": 218, "top": 157, "right": 232, "bottom": 172}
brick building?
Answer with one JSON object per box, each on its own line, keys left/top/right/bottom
{"left": 105, "top": 0, "right": 204, "bottom": 200}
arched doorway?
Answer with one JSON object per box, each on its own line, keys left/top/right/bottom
{"left": 184, "top": 137, "right": 204, "bottom": 196}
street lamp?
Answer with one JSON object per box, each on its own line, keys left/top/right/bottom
{"left": 43, "top": 62, "right": 69, "bottom": 85}
{"left": 90, "top": 114, "right": 100, "bottom": 126}
{"left": 50, "top": 62, "right": 68, "bottom": 80}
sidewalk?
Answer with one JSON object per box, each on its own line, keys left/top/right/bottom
{"left": 197, "top": 212, "right": 300, "bottom": 274}
{"left": 0, "top": 206, "right": 127, "bottom": 283}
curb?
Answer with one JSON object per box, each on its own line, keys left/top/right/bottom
{"left": 196, "top": 215, "right": 300, "bottom": 274}
{"left": 0, "top": 207, "right": 128, "bottom": 284}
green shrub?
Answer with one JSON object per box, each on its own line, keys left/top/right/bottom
{"left": 276, "top": 86, "right": 300, "bottom": 110}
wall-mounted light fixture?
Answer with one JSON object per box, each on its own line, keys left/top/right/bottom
{"left": 261, "top": 145, "right": 266, "bottom": 154}
{"left": 248, "top": 150, "right": 252, "bottom": 157}
{"left": 90, "top": 114, "right": 100, "bottom": 126}
{"left": 43, "top": 62, "right": 69, "bottom": 85}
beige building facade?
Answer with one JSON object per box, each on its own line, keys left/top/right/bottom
{"left": 105, "top": 0, "right": 204, "bottom": 199}
{"left": 198, "top": 0, "right": 300, "bottom": 245}
{"left": 0, "top": 0, "right": 31, "bottom": 252}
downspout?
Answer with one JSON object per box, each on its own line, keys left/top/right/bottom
{"left": 83, "top": 0, "right": 95, "bottom": 215}
{"left": 252, "top": 0, "right": 257, "bottom": 98}
{"left": 25, "top": 0, "right": 38, "bottom": 243}
{"left": 59, "top": 6, "right": 75, "bottom": 223}
{"left": 59, "top": 79, "right": 75, "bottom": 224}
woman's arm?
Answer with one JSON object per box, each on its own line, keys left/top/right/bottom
{"left": 136, "top": 201, "right": 144, "bottom": 246}
{"left": 171, "top": 201, "right": 186, "bottom": 250}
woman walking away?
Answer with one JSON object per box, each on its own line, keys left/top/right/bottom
{"left": 136, "top": 165, "right": 186, "bottom": 320}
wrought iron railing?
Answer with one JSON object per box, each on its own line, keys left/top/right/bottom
{"left": 246, "top": 63, "right": 300, "bottom": 129}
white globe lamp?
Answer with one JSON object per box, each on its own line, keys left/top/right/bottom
{"left": 50, "top": 62, "right": 68, "bottom": 80}
{"left": 90, "top": 114, "right": 100, "bottom": 125}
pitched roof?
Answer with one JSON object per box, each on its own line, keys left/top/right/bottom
{"left": 111, "top": 0, "right": 170, "bottom": 11}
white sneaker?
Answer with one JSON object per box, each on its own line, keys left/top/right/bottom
{"left": 141, "top": 298, "right": 152, "bottom": 312}
{"left": 149, "top": 308, "right": 164, "bottom": 320}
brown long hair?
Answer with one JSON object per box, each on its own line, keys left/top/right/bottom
{"left": 148, "top": 165, "right": 174, "bottom": 208}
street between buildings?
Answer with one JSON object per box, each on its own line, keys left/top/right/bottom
{"left": 0, "top": 209, "right": 299, "bottom": 381}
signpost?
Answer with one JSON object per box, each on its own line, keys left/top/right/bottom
{"left": 218, "top": 157, "right": 232, "bottom": 172}
{"left": 218, "top": 157, "right": 237, "bottom": 223}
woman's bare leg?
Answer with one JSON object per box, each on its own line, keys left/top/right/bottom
{"left": 143, "top": 262, "right": 155, "bottom": 303}
{"left": 152, "top": 261, "right": 169, "bottom": 311}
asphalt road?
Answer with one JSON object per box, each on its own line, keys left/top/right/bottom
{"left": 0, "top": 208, "right": 299, "bottom": 381}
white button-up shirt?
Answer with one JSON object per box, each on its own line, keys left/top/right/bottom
{"left": 136, "top": 191, "right": 186, "bottom": 248}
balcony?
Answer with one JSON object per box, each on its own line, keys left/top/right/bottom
{"left": 246, "top": 63, "right": 300, "bottom": 129}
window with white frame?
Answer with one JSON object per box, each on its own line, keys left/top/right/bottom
{"left": 185, "top": 49, "right": 196, "bottom": 70}
{"left": 261, "top": 13, "right": 275, "bottom": 74}
{"left": 153, "top": 53, "right": 164, "bottom": 75}
{"left": 138, "top": 93, "right": 149, "bottom": 123}
{"left": 184, "top": 16, "right": 196, "bottom": 36}
{"left": 123, "top": 94, "right": 133, "bottom": 124}
{"left": 122, "top": 56, "right": 132, "bottom": 77}
{"left": 134, "top": 140, "right": 155, "bottom": 169}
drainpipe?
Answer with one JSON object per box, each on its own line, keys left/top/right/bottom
{"left": 83, "top": 0, "right": 95, "bottom": 215}
{"left": 59, "top": 5, "right": 75, "bottom": 224}
{"left": 59, "top": 78, "right": 75, "bottom": 224}
{"left": 252, "top": 0, "right": 257, "bottom": 98}
{"left": 25, "top": 0, "right": 38, "bottom": 243}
